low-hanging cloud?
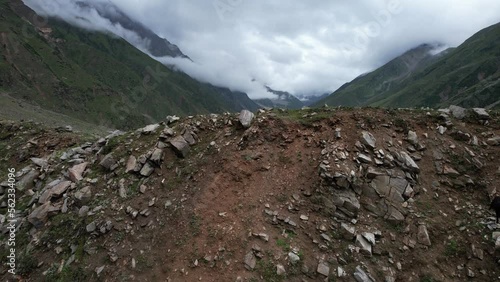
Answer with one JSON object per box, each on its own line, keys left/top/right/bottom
{"left": 23, "top": 0, "right": 500, "bottom": 99}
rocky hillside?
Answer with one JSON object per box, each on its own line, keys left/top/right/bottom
{"left": 318, "top": 22, "right": 500, "bottom": 109}
{"left": 1, "top": 106, "right": 500, "bottom": 281}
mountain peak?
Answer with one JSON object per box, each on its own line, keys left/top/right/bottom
{"left": 74, "top": 0, "right": 189, "bottom": 59}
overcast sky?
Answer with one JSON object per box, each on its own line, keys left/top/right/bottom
{"left": 24, "top": 0, "right": 500, "bottom": 99}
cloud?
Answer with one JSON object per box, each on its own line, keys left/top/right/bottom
{"left": 23, "top": 0, "right": 500, "bottom": 99}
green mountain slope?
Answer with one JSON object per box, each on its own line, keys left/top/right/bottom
{"left": 0, "top": 0, "right": 258, "bottom": 130}
{"left": 317, "top": 22, "right": 500, "bottom": 109}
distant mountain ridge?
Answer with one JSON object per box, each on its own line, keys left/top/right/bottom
{"left": 253, "top": 87, "right": 304, "bottom": 109}
{"left": 74, "top": 0, "right": 189, "bottom": 59}
{"left": 317, "top": 22, "right": 500, "bottom": 109}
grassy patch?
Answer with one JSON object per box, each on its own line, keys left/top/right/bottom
{"left": 256, "top": 260, "right": 284, "bottom": 282}
{"left": 45, "top": 265, "right": 89, "bottom": 282}
{"left": 189, "top": 214, "right": 201, "bottom": 236}
{"left": 276, "top": 238, "right": 290, "bottom": 252}
{"left": 41, "top": 213, "right": 86, "bottom": 246}
{"left": 419, "top": 274, "right": 436, "bottom": 282}
{"left": 17, "top": 251, "right": 39, "bottom": 276}
{"left": 274, "top": 109, "right": 333, "bottom": 126}
{"left": 444, "top": 239, "right": 466, "bottom": 257}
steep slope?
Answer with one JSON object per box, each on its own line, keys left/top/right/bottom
{"left": 376, "top": 22, "right": 500, "bottom": 109}
{"left": 0, "top": 0, "right": 258, "bottom": 130}
{"left": 318, "top": 22, "right": 500, "bottom": 109}
{"left": 74, "top": 0, "right": 189, "bottom": 59}
{"left": 1, "top": 107, "right": 500, "bottom": 281}
{"left": 316, "top": 44, "right": 442, "bottom": 107}
{"left": 254, "top": 87, "right": 304, "bottom": 109}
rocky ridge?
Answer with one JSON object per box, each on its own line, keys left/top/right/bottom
{"left": 1, "top": 106, "right": 500, "bottom": 281}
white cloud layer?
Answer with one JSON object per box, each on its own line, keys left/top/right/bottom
{"left": 23, "top": 0, "right": 500, "bottom": 99}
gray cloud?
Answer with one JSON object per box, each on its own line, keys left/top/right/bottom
{"left": 23, "top": 0, "right": 500, "bottom": 99}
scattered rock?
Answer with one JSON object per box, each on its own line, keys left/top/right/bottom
{"left": 361, "top": 131, "right": 376, "bottom": 149}
{"left": 407, "top": 130, "right": 418, "bottom": 146}
{"left": 68, "top": 162, "right": 87, "bottom": 182}
{"left": 356, "top": 234, "right": 372, "bottom": 256}
{"left": 99, "top": 154, "right": 117, "bottom": 171}
{"left": 357, "top": 153, "right": 373, "bottom": 164}
{"left": 239, "top": 110, "right": 255, "bottom": 128}
{"left": 141, "top": 124, "right": 160, "bottom": 134}
{"left": 353, "top": 266, "right": 373, "bottom": 282}
{"left": 417, "top": 224, "right": 431, "bottom": 246}
{"left": 276, "top": 264, "right": 286, "bottom": 276}
{"left": 38, "top": 180, "right": 71, "bottom": 204}
{"left": 74, "top": 186, "right": 92, "bottom": 205}
{"left": 471, "top": 244, "right": 484, "bottom": 260}
{"left": 150, "top": 148, "right": 164, "bottom": 165}
{"left": 341, "top": 223, "right": 356, "bottom": 240}
{"left": 487, "top": 137, "right": 500, "bottom": 146}
{"left": 244, "top": 252, "right": 256, "bottom": 270}
{"left": 170, "top": 136, "right": 190, "bottom": 158}
{"left": 86, "top": 221, "right": 96, "bottom": 233}
{"left": 166, "top": 116, "right": 180, "bottom": 124}
{"left": 95, "top": 266, "right": 105, "bottom": 277}
{"left": 28, "top": 202, "right": 60, "bottom": 228}
{"left": 438, "top": 125, "right": 447, "bottom": 135}
{"left": 288, "top": 252, "right": 300, "bottom": 264}
{"left": 399, "top": 151, "right": 420, "bottom": 173}
{"left": 30, "top": 157, "right": 48, "bottom": 168}
{"left": 317, "top": 261, "right": 330, "bottom": 277}
{"left": 449, "top": 105, "right": 467, "bottom": 119}
{"left": 125, "top": 156, "right": 137, "bottom": 173}
{"left": 472, "top": 108, "right": 490, "bottom": 120}
{"left": 17, "top": 169, "right": 40, "bottom": 191}
{"left": 140, "top": 162, "right": 155, "bottom": 177}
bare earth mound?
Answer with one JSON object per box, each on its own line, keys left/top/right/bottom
{"left": 1, "top": 107, "right": 500, "bottom": 281}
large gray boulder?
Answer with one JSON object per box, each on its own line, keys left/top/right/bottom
{"left": 472, "top": 108, "right": 490, "bottom": 120}
{"left": 17, "top": 169, "right": 40, "bottom": 192}
{"left": 170, "top": 136, "right": 190, "bottom": 158}
{"left": 68, "top": 162, "right": 87, "bottom": 182}
{"left": 239, "top": 110, "right": 255, "bottom": 128}
{"left": 449, "top": 105, "right": 467, "bottom": 119}
{"left": 38, "top": 180, "right": 71, "bottom": 204}
{"left": 360, "top": 131, "right": 376, "bottom": 149}
{"left": 28, "top": 202, "right": 60, "bottom": 228}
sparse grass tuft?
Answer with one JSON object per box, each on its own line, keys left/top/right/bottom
{"left": 256, "top": 259, "right": 284, "bottom": 282}
{"left": 444, "top": 239, "right": 466, "bottom": 257}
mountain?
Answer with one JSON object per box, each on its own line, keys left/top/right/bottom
{"left": 317, "top": 22, "right": 500, "bottom": 109}
{"left": 253, "top": 87, "right": 304, "bottom": 109}
{"left": 316, "top": 43, "right": 444, "bottom": 107}
{"left": 0, "top": 0, "right": 258, "bottom": 130}
{"left": 297, "top": 93, "right": 330, "bottom": 106}
{"left": 74, "top": 0, "right": 189, "bottom": 59}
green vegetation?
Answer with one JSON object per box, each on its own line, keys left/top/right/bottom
{"left": 444, "top": 239, "right": 466, "bottom": 257}
{"left": 16, "top": 251, "right": 39, "bottom": 276}
{"left": 274, "top": 108, "right": 334, "bottom": 126}
{"left": 256, "top": 260, "right": 285, "bottom": 282}
{"left": 317, "top": 23, "right": 500, "bottom": 109}
{"left": 45, "top": 265, "right": 89, "bottom": 282}
{"left": 40, "top": 213, "right": 86, "bottom": 246}
{"left": 276, "top": 238, "right": 291, "bottom": 252}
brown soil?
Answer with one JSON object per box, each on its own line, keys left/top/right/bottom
{"left": 1, "top": 108, "right": 500, "bottom": 282}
